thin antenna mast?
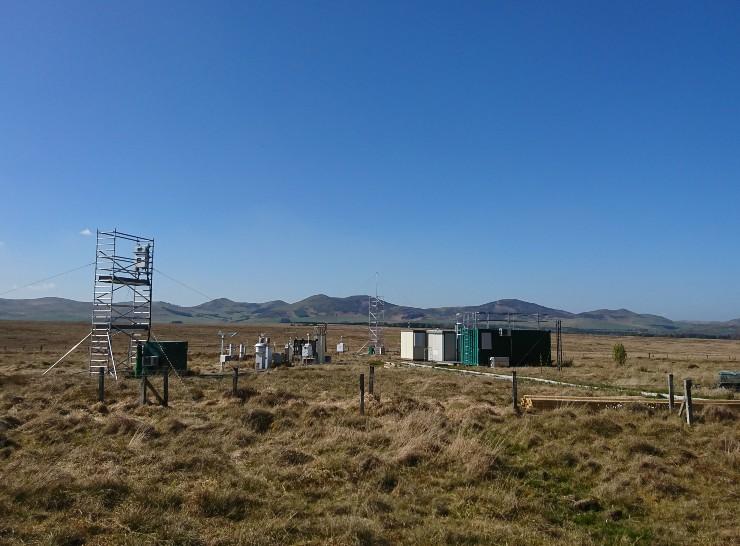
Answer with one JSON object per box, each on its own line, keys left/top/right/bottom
{"left": 368, "top": 272, "right": 385, "bottom": 354}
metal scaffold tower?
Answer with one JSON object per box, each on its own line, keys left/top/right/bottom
{"left": 90, "top": 230, "right": 154, "bottom": 376}
{"left": 368, "top": 274, "right": 384, "bottom": 354}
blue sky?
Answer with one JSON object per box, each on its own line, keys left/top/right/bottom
{"left": 1, "top": 1, "right": 739, "bottom": 320}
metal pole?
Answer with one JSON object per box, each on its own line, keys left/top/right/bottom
{"left": 369, "top": 365, "right": 375, "bottom": 395}
{"left": 42, "top": 332, "right": 92, "bottom": 375}
{"left": 232, "top": 367, "right": 239, "bottom": 396}
{"left": 512, "top": 371, "right": 518, "bottom": 413}
{"left": 668, "top": 373, "right": 674, "bottom": 411}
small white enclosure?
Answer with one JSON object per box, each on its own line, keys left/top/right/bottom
{"left": 302, "top": 342, "right": 313, "bottom": 359}
{"left": 489, "top": 356, "right": 510, "bottom": 368}
{"left": 401, "top": 330, "right": 427, "bottom": 360}
{"left": 255, "top": 339, "right": 272, "bottom": 371}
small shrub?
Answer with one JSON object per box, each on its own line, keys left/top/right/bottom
{"left": 612, "top": 344, "right": 627, "bottom": 366}
{"left": 243, "top": 409, "right": 274, "bottom": 433}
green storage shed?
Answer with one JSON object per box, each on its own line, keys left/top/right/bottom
{"left": 135, "top": 340, "right": 188, "bottom": 376}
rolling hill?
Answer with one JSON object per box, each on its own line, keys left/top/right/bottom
{"left": 1, "top": 295, "right": 738, "bottom": 337}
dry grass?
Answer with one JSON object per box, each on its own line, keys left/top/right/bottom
{"left": 0, "top": 321, "right": 738, "bottom": 545}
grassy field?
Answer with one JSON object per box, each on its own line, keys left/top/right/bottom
{"left": 0, "top": 322, "right": 738, "bottom": 545}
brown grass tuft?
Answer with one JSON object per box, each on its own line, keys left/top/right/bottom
{"left": 242, "top": 408, "right": 274, "bottom": 433}
{"left": 279, "top": 448, "right": 313, "bottom": 465}
{"left": 628, "top": 441, "right": 664, "bottom": 457}
{"left": 701, "top": 405, "right": 737, "bottom": 423}
{"left": 194, "top": 488, "right": 259, "bottom": 521}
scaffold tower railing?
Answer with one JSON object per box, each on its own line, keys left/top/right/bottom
{"left": 90, "top": 229, "right": 154, "bottom": 376}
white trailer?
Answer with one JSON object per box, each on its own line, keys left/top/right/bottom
{"left": 401, "top": 330, "right": 427, "bottom": 361}
{"left": 427, "top": 329, "right": 457, "bottom": 362}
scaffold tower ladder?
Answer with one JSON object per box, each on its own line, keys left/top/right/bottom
{"left": 90, "top": 232, "right": 115, "bottom": 374}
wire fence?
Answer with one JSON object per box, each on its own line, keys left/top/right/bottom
{"left": 569, "top": 351, "right": 739, "bottom": 362}
{"left": 1, "top": 344, "right": 738, "bottom": 363}
{"left": 0, "top": 342, "right": 223, "bottom": 353}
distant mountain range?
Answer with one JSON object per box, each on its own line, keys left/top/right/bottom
{"left": 1, "top": 295, "right": 739, "bottom": 338}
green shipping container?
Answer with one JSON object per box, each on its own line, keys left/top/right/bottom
{"left": 135, "top": 341, "right": 188, "bottom": 376}
{"left": 478, "top": 329, "right": 551, "bottom": 366}
{"left": 458, "top": 329, "right": 551, "bottom": 367}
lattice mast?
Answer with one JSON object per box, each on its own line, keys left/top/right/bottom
{"left": 368, "top": 273, "right": 384, "bottom": 353}
{"left": 90, "top": 230, "right": 154, "bottom": 376}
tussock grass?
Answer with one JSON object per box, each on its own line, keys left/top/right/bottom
{"left": 0, "top": 322, "right": 738, "bottom": 545}
{"left": 242, "top": 408, "right": 274, "bottom": 433}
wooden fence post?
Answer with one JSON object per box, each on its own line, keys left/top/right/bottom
{"left": 359, "top": 373, "right": 365, "bottom": 415}
{"left": 232, "top": 366, "right": 239, "bottom": 397}
{"left": 369, "top": 365, "right": 375, "bottom": 395}
{"left": 140, "top": 373, "right": 147, "bottom": 406}
{"left": 512, "top": 371, "right": 519, "bottom": 413}
{"left": 668, "top": 373, "right": 674, "bottom": 411}
{"left": 162, "top": 368, "right": 169, "bottom": 408}
{"left": 684, "top": 379, "right": 693, "bottom": 426}
{"left": 98, "top": 368, "right": 105, "bottom": 403}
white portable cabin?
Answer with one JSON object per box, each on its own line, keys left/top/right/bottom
{"left": 401, "top": 330, "right": 427, "bottom": 361}
{"left": 427, "top": 329, "right": 457, "bottom": 362}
